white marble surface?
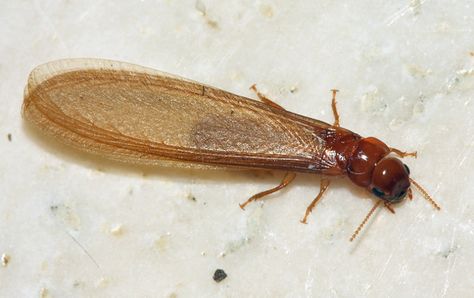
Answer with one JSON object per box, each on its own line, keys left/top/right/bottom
{"left": 1, "top": 1, "right": 473, "bottom": 297}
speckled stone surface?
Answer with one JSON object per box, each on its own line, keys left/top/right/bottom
{"left": 1, "top": 1, "right": 473, "bottom": 297}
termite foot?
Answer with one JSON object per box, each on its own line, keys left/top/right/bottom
{"left": 330, "top": 89, "right": 340, "bottom": 127}
{"left": 249, "top": 84, "right": 285, "bottom": 110}
{"left": 390, "top": 148, "right": 417, "bottom": 158}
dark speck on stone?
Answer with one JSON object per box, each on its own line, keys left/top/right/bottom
{"left": 213, "top": 269, "right": 227, "bottom": 282}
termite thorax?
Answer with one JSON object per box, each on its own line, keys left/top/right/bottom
{"left": 346, "top": 137, "right": 390, "bottom": 187}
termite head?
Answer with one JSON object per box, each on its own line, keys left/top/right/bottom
{"left": 370, "top": 157, "right": 410, "bottom": 203}
{"left": 347, "top": 137, "right": 410, "bottom": 203}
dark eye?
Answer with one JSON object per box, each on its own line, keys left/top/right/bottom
{"left": 372, "top": 187, "right": 385, "bottom": 198}
{"left": 404, "top": 164, "right": 410, "bottom": 174}
{"left": 398, "top": 190, "right": 406, "bottom": 198}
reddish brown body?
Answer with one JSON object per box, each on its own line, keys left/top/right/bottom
{"left": 22, "top": 59, "right": 438, "bottom": 240}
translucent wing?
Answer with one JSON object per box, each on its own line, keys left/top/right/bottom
{"left": 23, "top": 59, "right": 334, "bottom": 172}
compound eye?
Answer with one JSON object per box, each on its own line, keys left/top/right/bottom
{"left": 371, "top": 187, "right": 385, "bottom": 198}
{"left": 398, "top": 190, "right": 406, "bottom": 199}
{"left": 403, "top": 164, "right": 410, "bottom": 175}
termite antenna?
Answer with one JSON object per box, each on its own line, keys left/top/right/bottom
{"left": 350, "top": 200, "right": 381, "bottom": 242}
{"left": 409, "top": 178, "right": 441, "bottom": 210}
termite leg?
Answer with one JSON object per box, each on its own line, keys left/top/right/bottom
{"left": 390, "top": 147, "right": 417, "bottom": 158}
{"left": 249, "top": 84, "right": 286, "bottom": 110}
{"left": 300, "top": 178, "right": 330, "bottom": 224}
{"left": 240, "top": 172, "right": 296, "bottom": 210}
{"left": 330, "top": 89, "right": 340, "bottom": 127}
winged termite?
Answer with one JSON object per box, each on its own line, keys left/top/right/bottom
{"left": 22, "top": 59, "right": 439, "bottom": 241}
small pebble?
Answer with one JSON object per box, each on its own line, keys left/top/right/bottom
{"left": 213, "top": 269, "right": 227, "bottom": 282}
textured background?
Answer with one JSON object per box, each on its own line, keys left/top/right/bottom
{"left": 1, "top": 1, "right": 473, "bottom": 297}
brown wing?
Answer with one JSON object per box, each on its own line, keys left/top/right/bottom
{"left": 23, "top": 59, "right": 334, "bottom": 173}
